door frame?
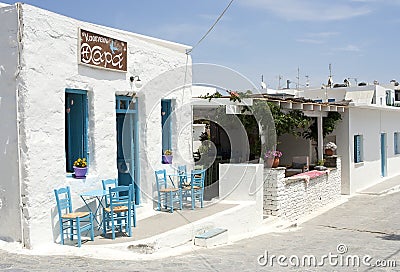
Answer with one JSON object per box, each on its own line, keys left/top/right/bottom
{"left": 380, "top": 133, "right": 387, "bottom": 177}
{"left": 116, "top": 96, "right": 140, "bottom": 204}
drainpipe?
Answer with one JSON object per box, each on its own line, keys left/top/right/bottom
{"left": 15, "top": 2, "right": 30, "bottom": 249}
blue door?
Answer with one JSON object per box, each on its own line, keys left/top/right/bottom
{"left": 380, "top": 133, "right": 387, "bottom": 177}
{"left": 116, "top": 96, "right": 140, "bottom": 204}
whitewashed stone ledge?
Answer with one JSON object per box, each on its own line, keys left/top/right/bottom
{"left": 263, "top": 157, "right": 341, "bottom": 221}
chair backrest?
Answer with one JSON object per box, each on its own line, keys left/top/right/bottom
{"left": 102, "top": 179, "right": 117, "bottom": 206}
{"left": 190, "top": 169, "right": 206, "bottom": 188}
{"left": 108, "top": 185, "right": 133, "bottom": 211}
{"left": 177, "top": 165, "right": 187, "bottom": 175}
{"left": 177, "top": 165, "right": 187, "bottom": 186}
{"left": 54, "top": 186, "right": 73, "bottom": 217}
{"left": 155, "top": 169, "right": 168, "bottom": 191}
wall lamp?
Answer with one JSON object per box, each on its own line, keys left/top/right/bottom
{"left": 130, "top": 75, "right": 143, "bottom": 89}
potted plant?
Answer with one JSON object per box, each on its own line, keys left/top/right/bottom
{"left": 324, "top": 142, "right": 337, "bottom": 156}
{"left": 264, "top": 150, "right": 283, "bottom": 168}
{"left": 162, "top": 150, "right": 173, "bottom": 164}
{"left": 73, "top": 158, "right": 87, "bottom": 178}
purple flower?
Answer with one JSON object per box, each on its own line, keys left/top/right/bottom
{"left": 264, "top": 150, "right": 282, "bottom": 159}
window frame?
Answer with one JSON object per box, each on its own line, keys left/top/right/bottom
{"left": 354, "top": 134, "right": 363, "bottom": 163}
{"left": 394, "top": 132, "right": 400, "bottom": 155}
{"left": 65, "top": 89, "right": 89, "bottom": 173}
{"left": 161, "top": 99, "right": 172, "bottom": 154}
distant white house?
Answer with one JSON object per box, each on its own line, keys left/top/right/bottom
{"left": 0, "top": 3, "right": 193, "bottom": 248}
{"left": 286, "top": 82, "right": 400, "bottom": 194}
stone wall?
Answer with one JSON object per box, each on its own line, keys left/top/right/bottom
{"left": 263, "top": 157, "right": 341, "bottom": 221}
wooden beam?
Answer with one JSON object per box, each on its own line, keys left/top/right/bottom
{"left": 281, "top": 101, "right": 292, "bottom": 109}
{"left": 303, "top": 104, "right": 314, "bottom": 111}
{"left": 292, "top": 103, "right": 304, "bottom": 110}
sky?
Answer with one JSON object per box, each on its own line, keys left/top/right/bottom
{"left": 2, "top": 0, "right": 400, "bottom": 89}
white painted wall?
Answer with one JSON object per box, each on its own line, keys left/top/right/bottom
{"left": 334, "top": 110, "right": 351, "bottom": 194}
{"left": 9, "top": 4, "right": 192, "bottom": 248}
{"left": 342, "top": 107, "right": 400, "bottom": 194}
{"left": 0, "top": 4, "right": 22, "bottom": 243}
{"left": 219, "top": 164, "right": 263, "bottom": 218}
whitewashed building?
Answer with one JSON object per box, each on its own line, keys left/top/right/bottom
{"left": 283, "top": 82, "right": 400, "bottom": 194}
{"left": 0, "top": 3, "right": 193, "bottom": 248}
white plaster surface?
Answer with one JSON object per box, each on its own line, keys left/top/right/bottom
{"left": 219, "top": 164, "right": 263, "bottom": 226}
{"left": 0, "top": 4, "right": 22, "bottom": 243}
{"left": 0, "top": 3, "right": 193, "bottom": 248}
{"left": 338, "top": 107, "right": 400, "bottom": 194}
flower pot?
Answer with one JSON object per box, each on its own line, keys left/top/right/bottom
{"left": 162, "top": 155, "right": 173, "bottom": 164}
{"left": 265, "top": 157, "right": 280, "bottom": 168}
{"left": 272, "top": 157, "right": 280, "bottom": 168}
{"left": 325, "top": 149, "right": 334, "bottom": 156}
{"left": 73, "top": 166, "right": 87, "bottom": 179}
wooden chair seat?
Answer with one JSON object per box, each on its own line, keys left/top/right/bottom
{"left": 104, "top": 206, "right": 129, "bottom": 213}
{"left": 160, "top": 188, "right": 179, "bottom": 193}
{"left": 61, "top": 211, "right": 90, "bottom": 219}
{"left": 182, "top": 185, "right": 201, "bottom": 190}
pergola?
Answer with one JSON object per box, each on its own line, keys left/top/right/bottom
{"left": 256, "top": 96, "right": 347, "bottom": 161}
{"left": 191, "top": 95, "right": 348, "bottom": 161}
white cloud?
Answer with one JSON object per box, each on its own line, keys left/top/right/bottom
{"left": 242, "top": 0, "right": 371, "bottom": 21}
{"left": 335, "top": 44, "right": 361, "bottom": 52}
{"left": 296, "top": 38, "right": 325, "bottom": 44}
{"left": 296, "top": 32, "right": 339, "bottom": 44}
{"left": 307, "top": 32, "right": 340, "bottom": 38}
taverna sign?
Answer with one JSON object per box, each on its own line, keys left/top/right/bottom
{"left": 79, "top": 28, "right": 127, "bottom": 72}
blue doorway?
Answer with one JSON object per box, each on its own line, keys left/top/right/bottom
{"left": 116, "top": 96, "right": 140, "bottom": 204}
{"left": 380, "top": 133, "right": 387, "bottom": 177}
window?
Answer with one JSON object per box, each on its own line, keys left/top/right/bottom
{"left": 328, "top": 98, "right": 336, "bottom": 102}
{"left": 354, "top": 135, "right": 363, "bottom": 163}
{"left": 395, "top": 132, "right": 400, "bottom": 155}
{"left": 395, "top": 90, "right": 400, "bottom": 101}
{"left": 314, "top": 99, "right": 322, "bottom": 103}
{"left": 65, "top": 89, "right": 88, "bottom": 172}
{"left": 161, "top": 99, "right": 172, "bottom": 154}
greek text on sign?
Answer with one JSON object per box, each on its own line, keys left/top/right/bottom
{"left": 79, "top": 29, "right": 127, "bottom": 72}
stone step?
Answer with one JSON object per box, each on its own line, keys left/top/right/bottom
{"left": 194, "top": 228, "right": 228, "bottom": 248}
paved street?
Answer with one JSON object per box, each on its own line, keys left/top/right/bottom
{"left": 0, "top": 191, "right": 399, "bottom": 272}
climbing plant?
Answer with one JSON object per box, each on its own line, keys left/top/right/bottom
{"left": 303, "top": 112, "right": 342, "bottom": 142}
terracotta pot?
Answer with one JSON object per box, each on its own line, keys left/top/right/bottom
{"left": 265, "top": 157, "right": 280, "bottom": 168}
{"left": 272, "top": 157, "right": 280, "bottom": 168}
{"left": 325, "top": 149, "right": 334, "bottom": 156}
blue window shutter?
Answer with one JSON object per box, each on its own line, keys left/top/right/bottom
{"left": 65, "top": 89, "right": 88, "bottom": 172}
{"left": 354, "top": 135, "right": 361, "bottom": 163}
{"left": 161, "top": 99, "right": 172, "bottom": 153}
{"left": 395, "top": 133, "right": 398, "bottom": 154}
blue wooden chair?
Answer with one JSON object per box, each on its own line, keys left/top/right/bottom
{"left": 54, "top": 186, "right": 94, "bottom": 247}
{"left": 102, "top": 185, "right": 133, "bottom": 239}
{"left": 102, "top": 178, "right": 137, "bottom": 228}
{"left": 182, "top": 169, "right": 206, "bottom": 209}
{"left": 102, "top": 178, "right": 117, "bottom": 207}
{"left": 155, "top": 169, "right": 182, "bottom": 213}
{"left": 177, "top": 165, "right": 189, "bottom": 188}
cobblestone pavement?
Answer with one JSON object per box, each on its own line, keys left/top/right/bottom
{"left": 0, "top": 192, "right": 399, "bottom": 272}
